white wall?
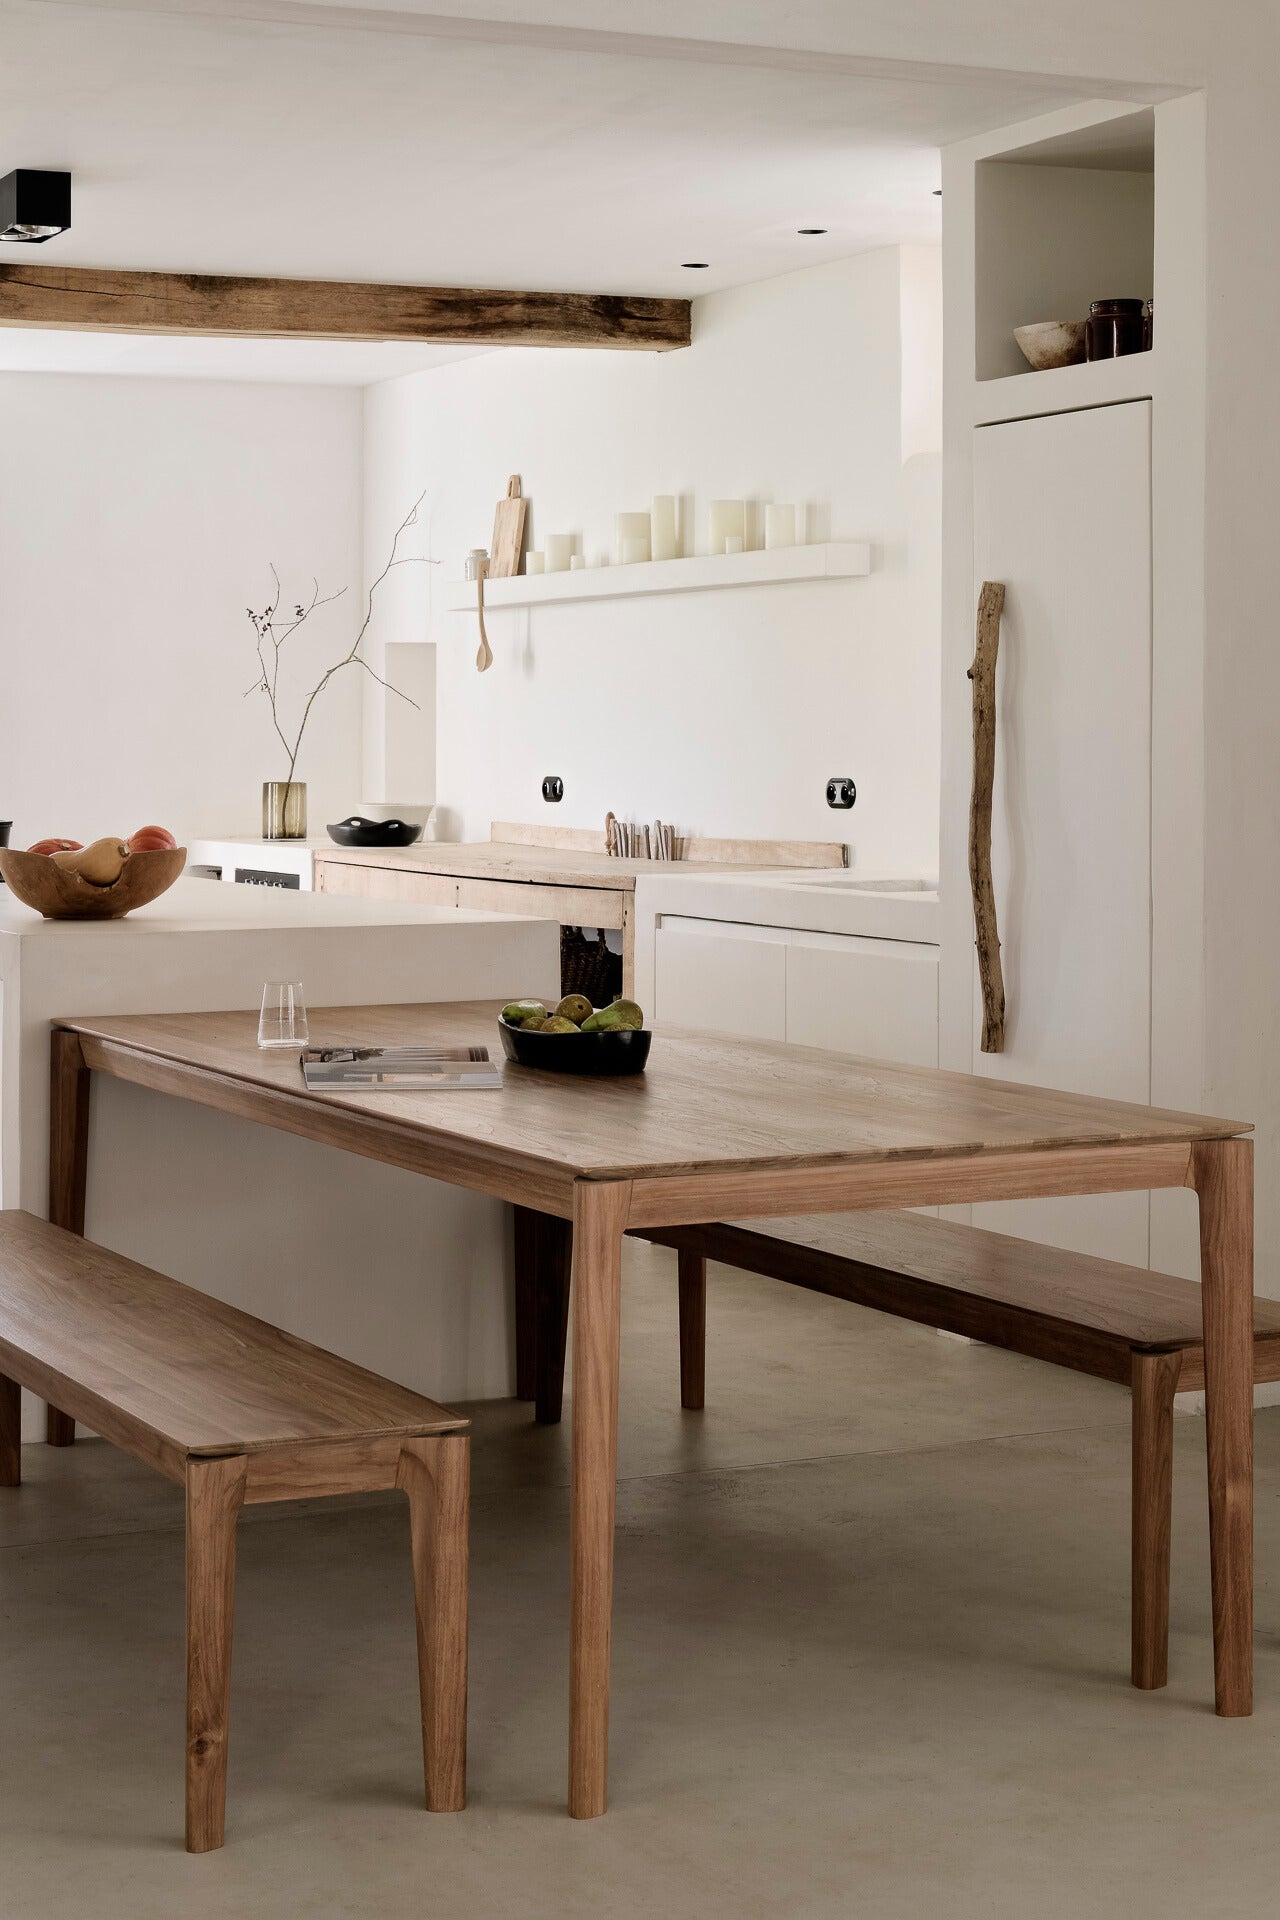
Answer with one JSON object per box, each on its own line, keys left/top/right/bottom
{"left": 0, "top": 374, "right": 363, "bottom": 850}
{"left": 363, "top": 248, "right": 942, "bottom": 874}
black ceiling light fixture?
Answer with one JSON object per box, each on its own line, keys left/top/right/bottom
{"left": 0, "top": 169, "right": 71, "bottom": 243}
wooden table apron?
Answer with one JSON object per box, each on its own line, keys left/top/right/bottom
{"left": 43, "top": 1018, "right": 1256, "bottom": 1820}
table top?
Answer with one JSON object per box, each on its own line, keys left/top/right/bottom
{"left": 60, "top": 1001, "right": 1250, "bottom": 1186}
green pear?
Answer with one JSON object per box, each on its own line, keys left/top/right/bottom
{"left": 501, "top": 1000, "right": 547, "bottom": 1027}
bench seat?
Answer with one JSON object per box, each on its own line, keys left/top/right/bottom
{"left": 0, "top": 1210, "right": 469, "bottom": 1851}
{"left": 641, "top": 1208, "right": 1280, "bottom": 1391}
{"left": 513, "top": 1203, "right": 1277, "bottom": 1703}
{"left": 633, "top": 1208, "right": 1280, "bottom": 1700}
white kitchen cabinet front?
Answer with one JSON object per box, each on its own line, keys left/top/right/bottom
{"left": 785, "top": 931, "right": 939, "bottom": 1067}
{"left": 971, "top": 399, "right": 1152, "bottom": 1264}
{"left": 653, "top": 919, "right": 788, "bottom": 1040}
{"left": 654, "top": 915, "right": 939, "bottom": 1065}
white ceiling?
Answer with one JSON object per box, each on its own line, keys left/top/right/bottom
{"left": 0, "top": 0, "right": 1102, "bottom": 384}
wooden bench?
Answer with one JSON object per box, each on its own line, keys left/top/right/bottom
{"left": 514, "top": 1203, "right": 1277, "bottom": 1695}
{"left": 633, "top": 1209, "right": 1280, "bottom": 1694}
{"left": 0, "top": 1210, "right": 470, "bottom": 1853}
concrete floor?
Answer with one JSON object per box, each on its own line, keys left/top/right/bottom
{"left": 3, "top": 1239, "right": 1280, "bottom": 1919}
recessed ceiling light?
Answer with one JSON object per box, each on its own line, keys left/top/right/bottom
{"left": 681, "top": 261, "right": 709, "bottom": 269}
{"left": 0, "top": 168, "right": 71, "bottom": 242}
{"left": 797, "top": 228, "right": 828, "bottom": 235}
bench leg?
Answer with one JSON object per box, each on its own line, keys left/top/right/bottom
{"left": 185, "top": 1454, "right": 247, "bottom": 1853}
{"left": 398, "top": 1435, "right": 469, "bottom": 1812}
{"left": 1191, "top": 1137, "right": 1254, "bottom": 1717}
{"left": 0, "top": 1374, "right": 20, "bottom": 1486}
{"left": 46, "top": 1028, "right": 92, "bottom": 1448}
{"left": 1130, "top": 1349, "right": 1181, "bottom": 1689}
{"left": 678, "top": 1251, "right": 706, "bottom": 1411}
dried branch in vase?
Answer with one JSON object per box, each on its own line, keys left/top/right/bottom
{"left": 244, "top": 494, "right": 432, "bottom": 789}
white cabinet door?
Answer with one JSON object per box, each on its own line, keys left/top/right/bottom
{"left": 972, "top": 401, "right": 1152, "bottom": 1263}
{"left": 786, "top": 931, "right": 939, "bottom": 1067}
{"left": 653, "top": 918, "right": 787, "bottom": 1040}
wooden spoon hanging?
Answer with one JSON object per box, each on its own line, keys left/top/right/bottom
{"left": 475, "top": 560, "right": 493, "bottom": 673}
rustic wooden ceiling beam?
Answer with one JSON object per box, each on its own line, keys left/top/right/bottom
{"left": 0, "top": 264, "right": 692, "bottom": 351}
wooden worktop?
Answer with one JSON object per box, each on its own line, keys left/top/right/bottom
{"left": 314, "top": 822, "right": 848, "bottom": 894}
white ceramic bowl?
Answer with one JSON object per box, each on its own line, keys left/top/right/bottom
{"left": 1013, "top": 321, "right": 1087, "bottom": 371}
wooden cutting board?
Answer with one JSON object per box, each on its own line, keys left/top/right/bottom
{"left": 489, "top": 474, "right": 527, "bottom": 577}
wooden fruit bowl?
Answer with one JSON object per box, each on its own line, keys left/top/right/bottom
{"left": 0, "top": 846, "right": 187, "bottom": 920}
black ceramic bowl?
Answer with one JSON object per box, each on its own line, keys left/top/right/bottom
{"left": 326, "top": 815, "right": 424, "bottom": 849}
{"left": 498, "top": 1015, "right": 652, "bottom": 1077}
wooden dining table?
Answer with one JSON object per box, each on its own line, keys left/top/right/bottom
{"left": 44, "top": 1002, "right": 1254, "bottom": 1817}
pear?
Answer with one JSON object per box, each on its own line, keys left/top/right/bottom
{"left": 540, "top": 1016, "right": 580, "bottom": 1034}
{"left": 582, "top": 1001, "right": 643, "bottom": 1033}
{"left": 520, "top": 1015, "right": 549, "bottom": 1032}
{"left": 501, "top": 1000, "right": 547, "bottom": 1027}
{"left": 52, "top": 837, "right": 130, "bottom": 888}
{"left": 555, "top": 994, "right": 594, "bottom": 1026}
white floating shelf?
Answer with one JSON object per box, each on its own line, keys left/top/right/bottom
{"left": 444, "top": 541, "right": 871, "bottom": 612}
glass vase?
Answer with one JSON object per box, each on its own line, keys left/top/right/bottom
{"left": 262, "top": 780, "right": 307, "bottom": 840}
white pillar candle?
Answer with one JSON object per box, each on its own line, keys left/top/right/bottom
{"left": 525, "top": 551, "right": 545, "bottom": 575}
{"left": 764, "top": 504, "right": 796, "bottom": 549}
{"left": 545, "top": 533, "right": 574, "bottom": 573}
{"left": 569, "top": 554, "right": 587, "bottom": 570}
{"left": 621, "top": 537, "right": 649, "bottom": 565}
{"left": 614, "top": 512, "right": 651, "bottom": 563}
{"left": 723, "top": 534, "right": 744, "bottom": 555}
{"left": 709, "top": 499, "right": 745, "bottom": 555}
{"left": 651, "top": 495, "right": 678, "bottom": 562}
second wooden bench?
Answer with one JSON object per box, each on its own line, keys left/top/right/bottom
{"left": 0, "top": 1210, "right": 470, "bottom": 1852}
{"left": 638, "top": 1208, "right": 1280, "bottom": 1694}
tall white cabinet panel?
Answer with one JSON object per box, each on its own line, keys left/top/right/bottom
{"left": 653, "top": 920, "right": 788, "bottom": 1040}
{"left": 786, "top": 932, "right": 939, "bottom": 1068}
{"left": 972, "top": 401, "right": 1152, "bottom": 1264}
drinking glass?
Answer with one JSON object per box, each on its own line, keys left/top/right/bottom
{"left": 258, "top": 980, "right": 308, "bottom": 1050}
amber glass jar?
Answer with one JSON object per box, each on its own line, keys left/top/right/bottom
{"left": 1085, "top": 298, "right": 1148, "bottom": 360}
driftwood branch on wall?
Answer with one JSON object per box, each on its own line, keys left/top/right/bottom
{"left": 968, "top": 580, "right": 1006, "bottom": 1054}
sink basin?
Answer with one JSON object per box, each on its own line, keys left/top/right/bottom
{"left": 795, "top": 876, "right": 936, "bottom": 893}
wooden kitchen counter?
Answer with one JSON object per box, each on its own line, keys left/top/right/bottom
{"left": 314, "top": 823, "right": 847, "bottom": 997}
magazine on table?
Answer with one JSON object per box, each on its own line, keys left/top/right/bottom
{"left": 301, "top": 1042, "right": 502, "bottom": 1092}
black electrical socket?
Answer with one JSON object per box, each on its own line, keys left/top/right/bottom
{"left": 541, "top": 775, "right": 564, "bottom": 803}
{"left": 826, "top": 777, "right": 856, "bottom": 810}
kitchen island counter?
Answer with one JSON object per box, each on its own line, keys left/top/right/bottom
{"left": 1, "top": 878, "right": 559, "bottom": 1437}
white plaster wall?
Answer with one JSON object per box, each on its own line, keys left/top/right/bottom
{"left": 363, "top": 248, "right": 942, "bottom": 875}
{"left": 0, "top": 374, "right": 363, "bottom": 848}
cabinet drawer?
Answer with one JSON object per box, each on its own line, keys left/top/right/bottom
{"left": 786, "top": 932, "right": 939, "bottom": 1066}
{"left": 315, "top": 859, "right": 459, "bottom": 908}
{"left": 453, "top": 876, "right": 627, "bottom": 929}
{"left": 654, "top": 922, "right": 787, "bottom": 1040}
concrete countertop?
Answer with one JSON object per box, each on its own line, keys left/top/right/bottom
{"left": 0, "top": 874, "right": 541, "bottom": 940}
{"left": 632, "top": 866, "right": 941, "bottom": 945}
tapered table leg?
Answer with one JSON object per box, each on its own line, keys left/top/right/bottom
{"left": 568, "top": 1179, "right": 631, "bottom": 1818}
{"left": 47, "top": 1028, "right": 91, "bottom": 1447}
{"left": 1191, "top": 1137, "right": 1254, "bottom": 1715}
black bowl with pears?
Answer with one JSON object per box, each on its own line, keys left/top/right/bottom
{"left": 498, "top": 994, "right": 652, "bottom": 1076}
